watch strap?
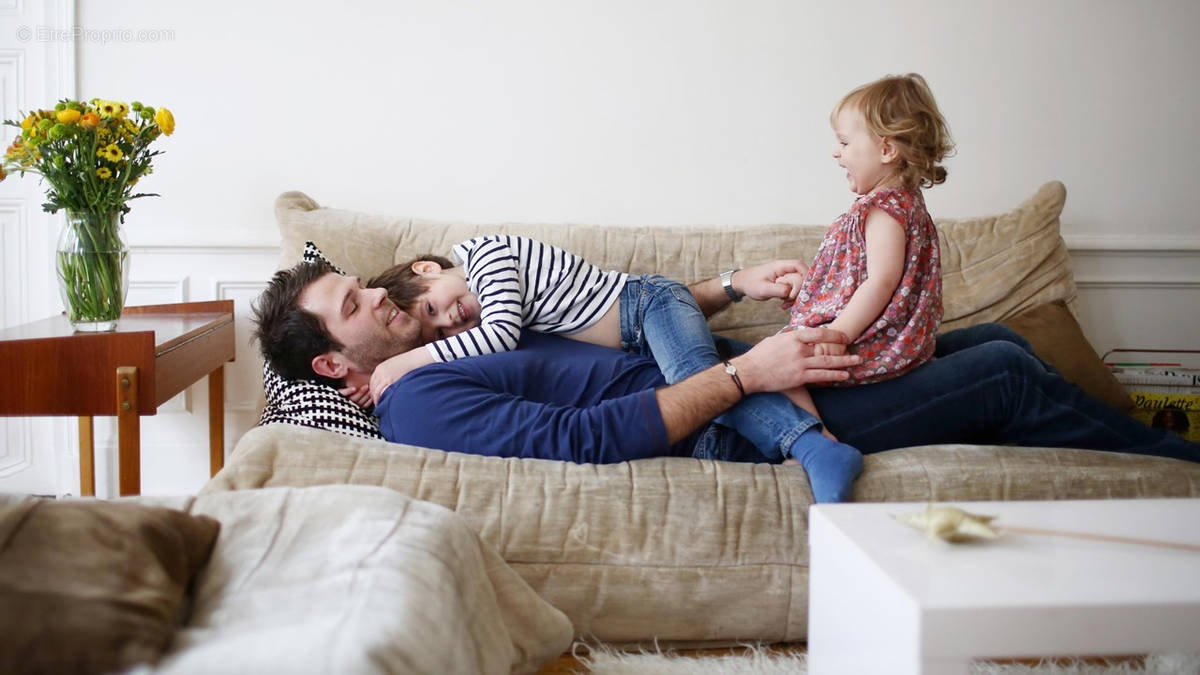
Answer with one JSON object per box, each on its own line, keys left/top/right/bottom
{"left": 720, "top": 269, "right": 743, "bottom": 302}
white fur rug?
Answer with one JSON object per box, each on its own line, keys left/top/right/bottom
{"left": 572, "top": 644, "right": 1200, "bottom": 674}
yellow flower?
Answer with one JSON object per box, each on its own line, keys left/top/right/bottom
{"left": 96, "top": 167, "right": 112, "bottom": 180}
{"left": 20, "top": 115, "right": 35, "bottom": 130}
{"left": 155, "top": 107, "right": 175, "bottom": 136}
{"left": 97, "top": 100, "right": 122, "bottom": 118}
{"left": 56, "top": 108, "right": 81, "bottom": 124}
{"left": 97, "top": 143, "right": 123, "bottom": 162}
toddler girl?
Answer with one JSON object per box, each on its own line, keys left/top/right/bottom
{"left": 777, "top": 73, "right": 953, "bottom": 427}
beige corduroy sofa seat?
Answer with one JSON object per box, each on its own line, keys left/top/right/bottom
{"left": 203, "top": 181, "right": 1200, "bottom": 645}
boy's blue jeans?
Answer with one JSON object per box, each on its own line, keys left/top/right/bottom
{"left": 617, "top": 274, "right": 817, "bottom": 462}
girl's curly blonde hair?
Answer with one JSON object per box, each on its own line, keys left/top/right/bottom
{"left": 834, "top": 73, "right": 954, "bottom": 190}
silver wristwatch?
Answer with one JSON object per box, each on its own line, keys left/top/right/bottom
{"left": 720, "top": 269, "right": 744, "bottom": 303}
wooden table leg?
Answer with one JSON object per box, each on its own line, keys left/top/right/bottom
{"left": 115, "top": 366, "right": 140, "bottom": 496}
{"left": 208, "top": 365, "right": 225, "bottom": 476}
{"left": 78, "top": 416, "right": 95, "bottom": 497}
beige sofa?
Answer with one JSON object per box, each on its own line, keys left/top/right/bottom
{"left": 205, "top": 180, "right": 1200, "bottom": 646}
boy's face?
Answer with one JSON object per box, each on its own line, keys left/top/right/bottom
{"left": 831, "top": 106, "right": 894, "bottom": 195}
{"left": 414, "top": 273, "right": 482, "bottom": 343}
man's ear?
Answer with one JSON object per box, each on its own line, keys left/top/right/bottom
{"left": 880, "top": 136, "right": 900, "bottom": 164}
{"left": 311, "top": 350, "right": 353, "bottom": 381}
{"left": 411, "top": 260, "right": 443, "bottom": 276}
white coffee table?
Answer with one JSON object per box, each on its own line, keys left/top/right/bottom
{"left": 808, "top": 499, "right": 1200, "bottom": 674}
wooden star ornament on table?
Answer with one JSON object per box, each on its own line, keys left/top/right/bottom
{"left": 892, "top": 505, "right": 999, "bottom": 543}
{"left": 892, "top": 504, "right": 1200, "bottom": 551}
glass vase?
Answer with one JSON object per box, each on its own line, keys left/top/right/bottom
{"left": 56, "top": 210, "right": 130, "bottom": 332}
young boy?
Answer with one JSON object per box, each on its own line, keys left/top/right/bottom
{"left": 357, "top": 234, "right": 863, "bottom": 502}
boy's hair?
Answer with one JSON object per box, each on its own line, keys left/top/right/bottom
{"left": 834, "top": 73, "right": 954, "bottom": 190}
{"left": 251, "top": 260, "right": 344, "bottom": 387}
{"left": 368, "top": 254, "right": 455, "bottom": 312}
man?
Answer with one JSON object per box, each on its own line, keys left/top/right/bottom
{"left": 253, "top": 261, "right": 1200, "bottom": 467}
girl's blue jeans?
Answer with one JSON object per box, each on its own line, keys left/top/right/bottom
{"left": 618, "top": 275, "right": 817, "bottom": 462}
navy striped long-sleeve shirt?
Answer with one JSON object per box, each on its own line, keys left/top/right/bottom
{"left": 424, "top": 235, "right": 629, "bottom": 363}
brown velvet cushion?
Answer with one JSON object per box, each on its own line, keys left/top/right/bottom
{"left": 0, "top": 497, "right": 220, "bottom": 675}
{"left": 999, "top": 300, "right": 1133, "bottom": 411}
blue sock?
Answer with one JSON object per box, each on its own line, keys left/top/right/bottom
{"left": 788, "top": 428, "right": 863, "bottom": 503}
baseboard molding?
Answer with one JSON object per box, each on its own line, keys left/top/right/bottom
{"left": 1076, "top": 279, "right": 1200, "bottom": 289}
{"left": 1064, "top": 234, "right": 1200, "bottom": 252}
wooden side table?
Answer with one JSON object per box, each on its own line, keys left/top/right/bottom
{"left": 0, "top": 300, "right": 235, "bottom": 496}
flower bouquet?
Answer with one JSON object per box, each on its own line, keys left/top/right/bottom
{"left": 1, "top": 99, "right": 174, "bottom": 330}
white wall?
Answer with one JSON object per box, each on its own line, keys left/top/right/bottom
{"left": 74, "top": 0, "right": 1200, "bottom": 237}
{"left": 6, "top": 0, "right": 1199, "bottom": 496}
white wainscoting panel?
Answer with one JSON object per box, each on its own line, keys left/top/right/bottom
{"left": 0, "top": 0, "right": 75, "bottom": 496}
{"left": 1067, "top": 236, "right": 1200, "bottom": 358}
{"left": 216, "top": 280, "right": 271, "bottom": 416}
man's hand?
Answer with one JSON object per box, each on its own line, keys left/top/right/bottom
{"left": 655, "top": 326, "right": 857, "bottom": 443}
{"left": 734, "top": 327, "right": 856, "bottom": 393}
{"left": 734, "top": 259, "right": 809, "bottom": 301}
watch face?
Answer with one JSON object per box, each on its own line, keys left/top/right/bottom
{"left": 725, "top": 363, "right": 736, "bottom": 375}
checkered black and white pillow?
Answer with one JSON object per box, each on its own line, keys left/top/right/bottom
{"left": 259, "top": 362, "right": 382, "bottom": 439}
{"left": 256, "top": 241, "right": 384, "bottom": 440}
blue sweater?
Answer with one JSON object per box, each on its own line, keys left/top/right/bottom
{"left": 375, "top": 332, "right": 697, "bottom": 463}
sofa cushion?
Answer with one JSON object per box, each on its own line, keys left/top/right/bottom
{"left": 999, "top": 300, "right": 1133, "bottom": 411}
{"left": 936, "top": 181, "right": 1074, "bottom": 331}
{"left": 158, "top": 485, "right": 571, "bottom": 674}
{"left": 0, "top": 497, "right": 219, "bottom": 675}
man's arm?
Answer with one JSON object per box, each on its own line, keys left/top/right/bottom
{"left": 376, "top": 330, "right": 855, "bottom": 462}
{"left": 656, "top": 327, "right": 858, "bottom": 442}
{"left": 688, "top": 259, "right": 807, "bottom": 318}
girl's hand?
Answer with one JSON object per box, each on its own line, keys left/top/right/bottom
{"left": 369, "top": 348, "right": 434, "bottom": 404}
{"left": 737, "top": 259, "right": 809, "bottom": 301}
{"left": 338, "top": 383, "right": 373, "bottom": 410}
{"left": 774, "top": 272, "right": 806, "bottom": 309}
{"left": 814, "top": 342, "right": 847, "bottom": 357}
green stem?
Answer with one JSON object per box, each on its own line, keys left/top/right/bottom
{"left": 57, "top": 210, "right": 127, "bottom": 326}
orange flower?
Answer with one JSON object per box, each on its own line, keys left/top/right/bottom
{"left": 79, "top": 112, "right": 100, "bottom": 128}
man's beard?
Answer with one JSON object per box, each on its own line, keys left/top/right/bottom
{"left": 342, "top": 331, "right": 421, "bottom": 373}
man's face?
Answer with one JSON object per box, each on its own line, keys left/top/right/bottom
{"left": 299, "top": 272, "right": 422, "bottom": 375}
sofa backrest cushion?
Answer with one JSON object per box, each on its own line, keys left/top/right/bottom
{"left": 275, "top": 181, "right": 1073, "bottom": 343}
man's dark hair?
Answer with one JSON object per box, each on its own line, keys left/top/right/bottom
{"left": 367, "top": 254, "right": 455, "bottom": 312}
{"left": 252, "top": 261, "right": 344, "bottom": 387}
